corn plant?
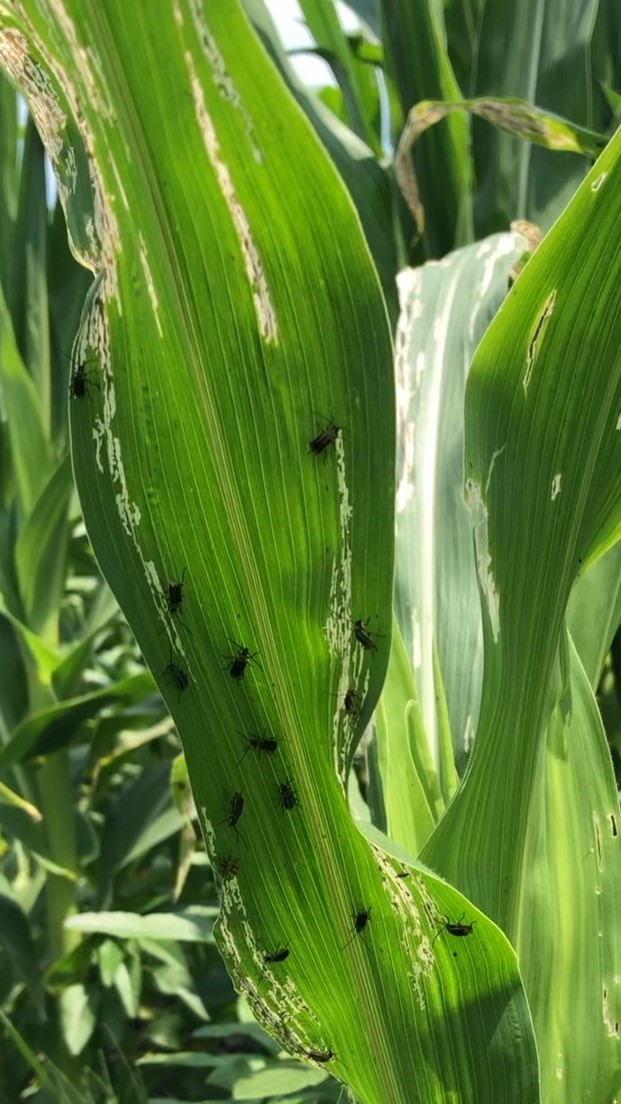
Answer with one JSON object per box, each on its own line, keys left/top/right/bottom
{"left": 0, "top": 2, "right": 619, "bottom": 1104}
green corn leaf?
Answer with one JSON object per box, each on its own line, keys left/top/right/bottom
{"left": 432, "top": 640, "right": 460, "bottom": 805}
{"left": 374, "top": 617, "right": 442, "bottom": 853}
{"left": 51, "top": 597, "right": 119, "bottom": 699}
{"left": 423, "top": 128, "right": 621, "bottom": 1103}
{"left": 0, "top": 608, "right": 62, "bottom": 683}
{"left": 383, "top": 0, "right": 473, "bottom": 255}
{"left": 297, "top": 0, "right": 381, "bottom": 153}
{"left": 599, "top": 2, "right": 621, "bottom": 107}
{"left": 0, "top": 280, "right": 51, "bottom": 525}
{"left": 392, "top": 230, "right": 527, "bottom": 773}
{"left": 11, "top": 116, "right": 51, "bottom": 434}
{"left": 0, "top": 3, "right": 539, "bottom": 1100}
{"left": 443, "top": 0, "right": 481, "bottom": 94}
{"left": 97, "top": 761, "right": 184, "bottom": 905}
{"left": 14, "top": 453, "right": 72, "bottom": 638}
{"left": 244, "top": 0, "right": 399, "bottom": 322}
{"left": 567, "top": 542, "right": 621, "bottom": 689}
{"left": 471, "top": 0, "right": 600, "bottom": 233}
{"left": 396, "top": 99, "right": 606, "bottom": 235}
{"left": 48, "top": 200, "right": 93, "bottom": 448}
{"left": 171, "top": 750, "right": 197, "bottom": 902}
{"left": 0, "top": 671, "right": 155, "bottom": 769}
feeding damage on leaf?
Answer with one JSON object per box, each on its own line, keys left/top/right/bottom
{"left": 466, "top": 479, "right": 500, "bottom": 643}
{"left": 184, "top": 43, "right": 277, "bottom": 345}
{"left": 394, "top": 269, "right": 422, "bottom": 516}
{"left": 523, "top": 289, "right": 557, "bottom": 395}
{"left": 0, "top": 28, "right": 65, "bottom": 162}
{"left": 0, "top": 22, "right": 120, "bottom": 291}
{"left": 139, "top": 231, "right": 163, "bottom": 338}
{"left": 551, "top": 473, "right": 562, "bottom": 500}
{"left": 324, "top": 430, "right": 355, "bottom": 665}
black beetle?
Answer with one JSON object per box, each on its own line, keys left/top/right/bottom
{"left": 217, "top": 854, "right": 239, "bottom": 880}
{"left": 352, "top": 618, "right": 381, "bottom": 652}
{"left": 223, "top": 640, "right": 260, "bottom": 681}
{"left": 238, "top": 731, "right": 278, "bottom": 765}
{"left": 70, "top": 361, "right": 100, "bottom": 400}
{"left": 222, "top": 792, "right": 244, "bottom": 839}
{"left": 432, "top": 913, "right": 476, "bottom": 946}
{"left": 342, "top": 906, "right": 372, "bottom": 949}
{"left": 263, "top": 946, "right": 290, "bottom": 964}
{"left": 343, "top": 688, "right": 361, "bottom": 715}
{"left": 306, "top": 1048, "right": 335, "bottom": 1063}
{"left": 276, "top": 780, "right": 299, "bottom": 811}
{"left": 160, "top": 568, "right": 193, "bottom": 635}
{"left": 163, "top": 661, "right": 189, "bottom": 702}
{"left": 309, "top": 416, "right": 341, "bottom": 456}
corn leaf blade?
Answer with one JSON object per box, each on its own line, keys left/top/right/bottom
{"left": 423, "top": 128, "right": 621, "bottom": 1103}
